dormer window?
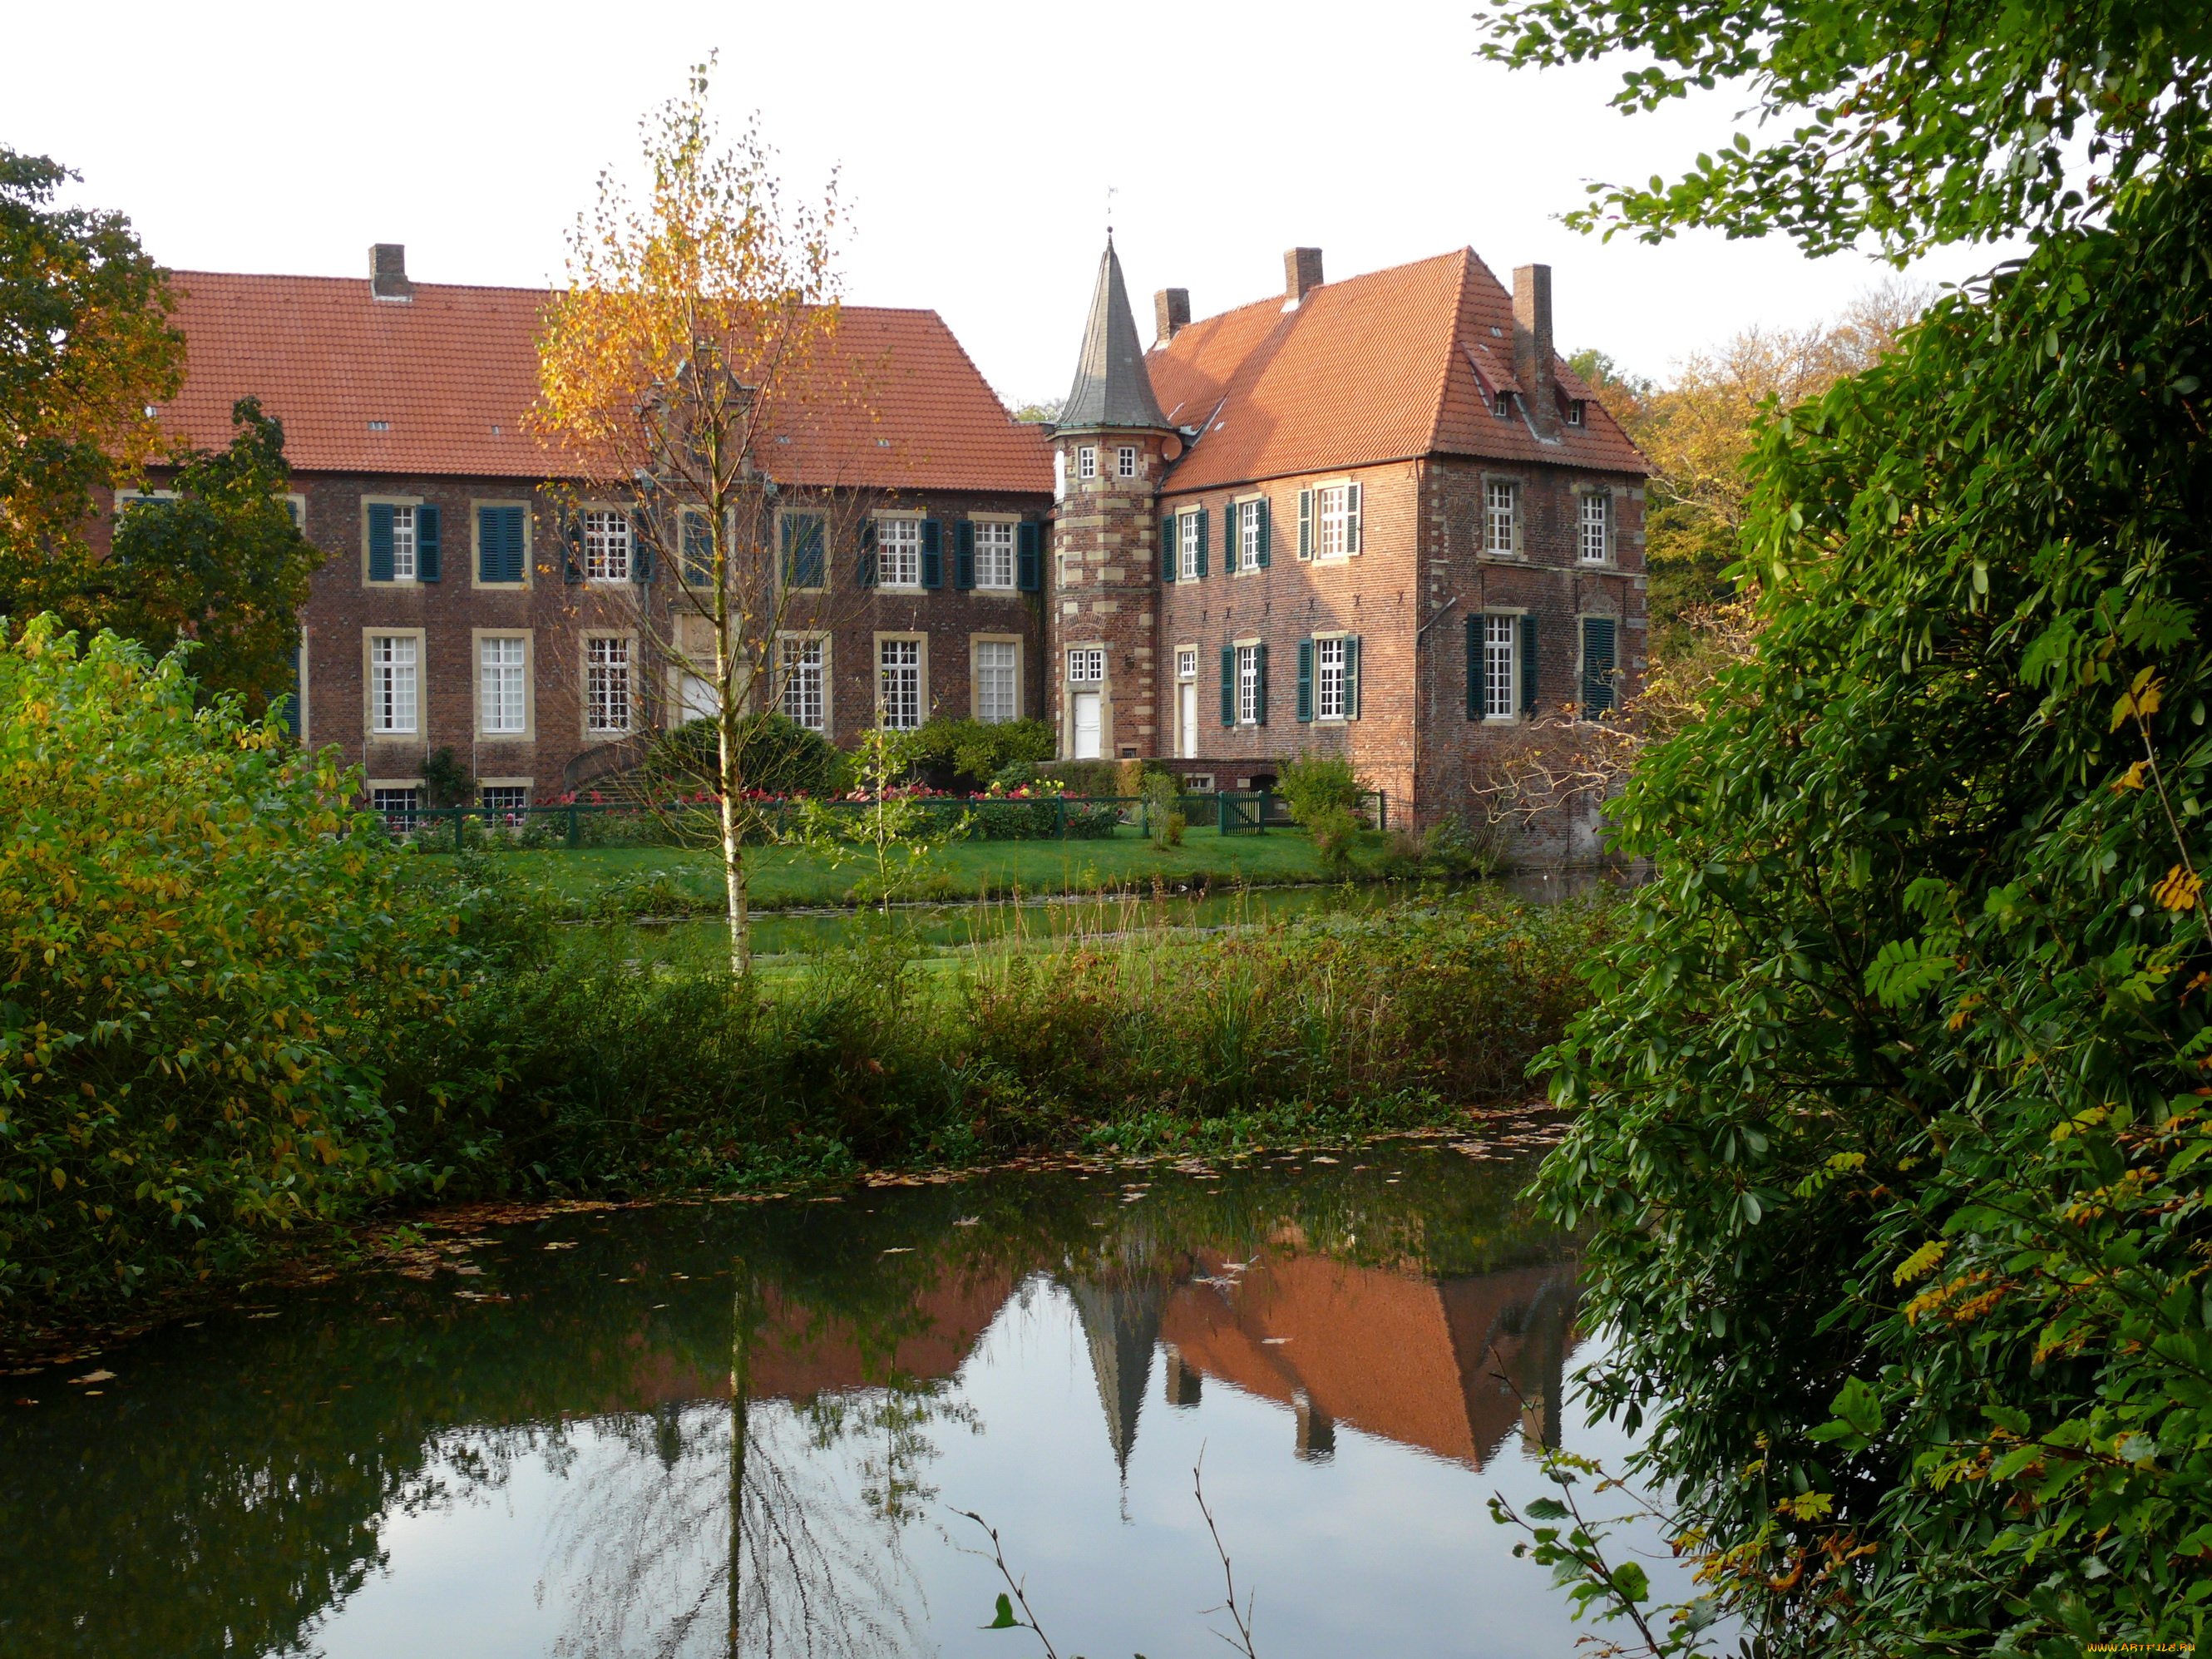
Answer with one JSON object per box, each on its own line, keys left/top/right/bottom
{"left": 1567, "top": 400, "right": 1587, "bottom": 427}
{"left": 1078, "top": 446, "right": 1099, "bottom": 481}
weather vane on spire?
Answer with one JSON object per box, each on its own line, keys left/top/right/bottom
{"left": 1107, "top": 184, "right": 1118, "bottom": 241}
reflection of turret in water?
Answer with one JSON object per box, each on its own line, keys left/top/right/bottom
{"left": 1063, "top": 1273, "right": 1170, "bottom": 1475}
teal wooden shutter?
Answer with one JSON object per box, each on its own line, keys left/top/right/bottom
{"left": 477, "top": 505, "right": 498, "bottom": 583}
{"left": 1296, "top": 639, "right": 1314, "bottom": 721}
{"left": 921, "top": 519, "right": 943, "bottom": 588}
{"left": 856, "top": 520, "right": 876, "bottom": 587}
{"left": 1256, "top": 497, "right": 1271, "bottom": 567}
{"left": 1254, "top": 643, "right": 1269, "bottom": 725}
{"left": 1344, "top": 634, "right": 1360, "bottom": 718}
{"left": 684, "top": 511, "right": 713, "bottom": 586}
{"left": 1345, "top": 482, "right": 1361, "bottom": 553}
{"left": 1297, "top": 489, "right": 1313, "bottom": 559}
{"left": 630, "top": 511, "right": 653, "bottom": 583}
{"left": 1223, "top": 500, "right": 1237, "bottom": 567}
{"left": 1465, "top": 615, "right": 1482, "bottom": 719}
{"left": 1195, "top": 506, "right": 1209, "bottom": 579}
{"left": 1582, "top": 616, "right": 1617, "bottom": 715}
{"left": 368, "top": 503, "right": 395, "bottom": 581}
{"left": 1220, "top": 646, "right": 1235, "bottom": 726}
{"left": 955, "top": 520, "right": 975, "bottom": 589}
{"left": 797, "top": 515, "right": 825, "bottom": 588}
{"left": 416, "top": 504, "right": 440, "bottom": 580}
{"left": 562, "top": 515, "right": 584, "bottom": 583}
{"left": 1017, "top": 521, "right": 1041, "bottom": 590}
{"left": 1161, "top": 513, "right": 1176, "bottom": 581}
{"left": 1520, "top": 615, "right": 1538, "bottom": 713}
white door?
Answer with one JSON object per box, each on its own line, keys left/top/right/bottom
{"left": 1179, "top": 683, "right": 1197, "bottom": 758}
{"left": 1073, "top": 693, "right": 1102, "bottom": 758}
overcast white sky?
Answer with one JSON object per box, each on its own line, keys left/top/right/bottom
{"left": 12, "top": 0, "right": 2017, "bottom": 407}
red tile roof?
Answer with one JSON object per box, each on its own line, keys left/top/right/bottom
{"left": 156, "top": 271, "right": 1053, "bottom": 494}
{"left": 1145, "top": 249, "right": 1649, "bottom": 491}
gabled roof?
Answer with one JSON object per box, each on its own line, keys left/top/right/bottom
{"left": 1059, "top": 240, "right": 1168, "bottom": 432}
{"left": 1144, "top": 249, "right": 1648, "bottom": 492}
{"left": 154, "top": 271, "right": 1053, "bottom": 494}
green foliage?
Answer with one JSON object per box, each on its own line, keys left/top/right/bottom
{"left": 1143, "top": 771, "right": 1184, "bottom": 850}
{"left": 789, "top": 728, "right": 973, "bottom": 911}
{"left": 913, "top": 716, "right": 1055, "bottom": 792}
{"left": 0, "top": 148, "right": 181, "bottom": 617}
{"left": 0, "top": 620, "right": 467, "bottom": 1304}
{"left": 1039, "top": 758, "right": 1128, "bottom": 799}
{"left": 419, "top": 745, "right": 473, "bottom": 808}
{"left": 1532, "top": 171, "right": 2212, "bottom": 1654}
{"left": 649, "top": 710, "right": 843, "bottom": 798}
{"left": 1276, "top": 753, "right": 1364, "bottom": 821}
{"left": 101, "top": 398, "right": 321, "bottom": 714}
{"left": 1474, "top": 0, "right": 2212, "bottom": 258}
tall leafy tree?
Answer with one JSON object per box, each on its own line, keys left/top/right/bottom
{"left": 106, "top": 397, "right": 321, "bottom": 714}
{"left": 0, "top": 147, "right": 181, "bottom": 615}
{"left": 1476, "top": 1, "right": 2212, "bottom": 1653}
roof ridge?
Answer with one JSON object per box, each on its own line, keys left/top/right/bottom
{"left": 1172, "top": 247, "right": 1474, "bottom": 337}
{"left": 166, "top": 269, "right": 957, "bottom": 323}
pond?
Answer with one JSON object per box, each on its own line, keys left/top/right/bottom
{"left": 0, "top": 1145, "right": 1686, "bottom": 1658}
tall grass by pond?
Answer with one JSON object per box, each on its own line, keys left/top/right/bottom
{"left": 410, "top": 871, "right": 1613, "bottom": 1198}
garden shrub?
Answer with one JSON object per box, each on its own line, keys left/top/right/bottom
{"left": 913, "top": 716, "right": 1055, "bottom": 792}
{"left": 0, "top": 622, "right": 475, "bottom": 1305}
{"left": 649, "top": 712, "right": 843, "bottom": 799}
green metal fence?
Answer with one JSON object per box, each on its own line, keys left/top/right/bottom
{"left": 371, "top": 789, "right": 1386, "bottom": 852}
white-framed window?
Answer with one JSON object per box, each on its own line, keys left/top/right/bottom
{"left": 369, "top": 635, "right": 417, "bottom": 733}
{"left": 1485, "top": 481, "right": 1519, "bottom": 554}
{"left": 1237, "top": 644, "right": 1261, "bottom": 725}
{"left": 1068, "top": 647, "right": 1105, "bottom": 684}
{"left": 1238, "top": 500, "right": 1263, "bottom": 570}
{"left": 586, "top": 636, "right": 631, "bottom": 733}
{"left": 1316, "top": 485, "right": 1350, "bottom": 557}
{"left": 389, "top": 506, "right": 418, "bottom": 580}
{"left": 975, "top": 640, "right": 1017, "bottom": 723}
{"left": 372, "top": 787, "right": 419, "bottom": 830}
{"left": 1566, "top": 400, "right": 1586, "bottom": 427}
{"left": 479, "top": 636, "right": 526, "bottom": 735}
{"left": 879, "top": 638, "right": 922, "bottom": 729}
{"left": 1494, "top": 391, "right": 1513, "bottom": 418}
{"left": 1484, "top": 615, "right": 1518, "bottom": 718}
{"left": 1316, "top": 637, "right": 1347, "bottom": 720}
{"left": 876, "top": 517, "right": 922, "bottom": 587}
{"left": 975, "top": 521, "right": 1016, "bottom": 589}
{"left": 584, "top": 510, "right": 630, "bottom": 581}
{"left": 1580, "top": 493, "right": 1612, "bottom": 563}
{"left": 1178, "top": 512, "right": 1202, "bottom": 581}
{"left": 480, "top": 785, "right": 530, "bottom": 821}
{"left": 1115, "top": 446, "right": 1138, "bottom": 478}
{"left": 1078, "top": 446, "right": 1099, "bottom": 481}
{"left": 782, "top": 638, "right": 825, "bottom": 733}
{"left": 1177, "top": 648, "right": 1197, "bottom": 679}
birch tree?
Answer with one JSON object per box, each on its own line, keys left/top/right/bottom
{"left": 533, "top": 61, "right": 869, "bottom": 975}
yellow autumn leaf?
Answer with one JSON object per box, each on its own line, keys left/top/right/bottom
{"left": 1894, "top": 1239, "right": 1948, "bottom": 1286}
{"left": 2113, "top": 759, "right": 2150, "bottom": 792}
{"left": 2153, "top": 864, "right": 2203, "bottom": 911}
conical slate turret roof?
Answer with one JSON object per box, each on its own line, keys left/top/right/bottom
{"left": 1060, "top": 239, "right": 1169, "bottom": 431}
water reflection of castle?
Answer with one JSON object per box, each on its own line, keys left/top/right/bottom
{"left": 729, "top": 1248, "right": 1581, "bottom": 1476}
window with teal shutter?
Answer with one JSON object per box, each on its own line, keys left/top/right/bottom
{"left": 368, "top": 503, "right": 395, "bottom": 581}
{"left": 1256, "top": 497, "right": 1271, "bottom": 567}
{"left": 1464, "top": 615, "right": 1483, "bottom": 720}
{"left": 1581, "top": 616, "right": 1617, "bottom": 715}
{"left": 1343, "top": 634, "right": 1360, "bottom": 718}
{"left": 856, "top": 520, "right": 876, "bottom": 587}
{"left": 478, "top": 505, "right": 525, "bottom": 583}
{"left": 1195, "top": 506, "right": 1209, "bottom": 579}
{"left": 1345, "top": 482, "right": 1361, "bottom": 553}
{"left": 1161, "top": 515, "right": 1176, "bottom": 581}
{"left": 562, "top": 516, "right": 585, "bottom": 583}
{"left": 416, "top": 505, "right": 441, "bottom": 581}
{"left": 1296, "top": 639, "right": 1315, "bottom": 721}
{"left": 1521, "top": 615, "right": 1539, "bottom": 713}
{"left": 1254, "top": 642, "right": 1269, "bottom": 725}
{"left": 1219, "top": 646, "right": 1235, "bottom": 727}
{"left": 1297, "top": 490, "right": 1313, "bottom": 559}
{"left": 782, "top": 513, "right": 825, "bottom": 589}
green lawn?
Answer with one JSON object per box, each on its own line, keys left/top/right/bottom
{"left": 432, "top": 824, "right": 1340, "bottom": 910}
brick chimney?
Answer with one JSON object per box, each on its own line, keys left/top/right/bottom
{"left": 369, "top": 243, "right": 413, "bottom": 304}
{"left": 1284, "top": 247, "right": 1323, "bottom": 305}
{"left": 1154, "top": 287, "right": 1191, "bottom": 343}
{"left": 1513, "top": 264, "right": 1556, "bottom": 436}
